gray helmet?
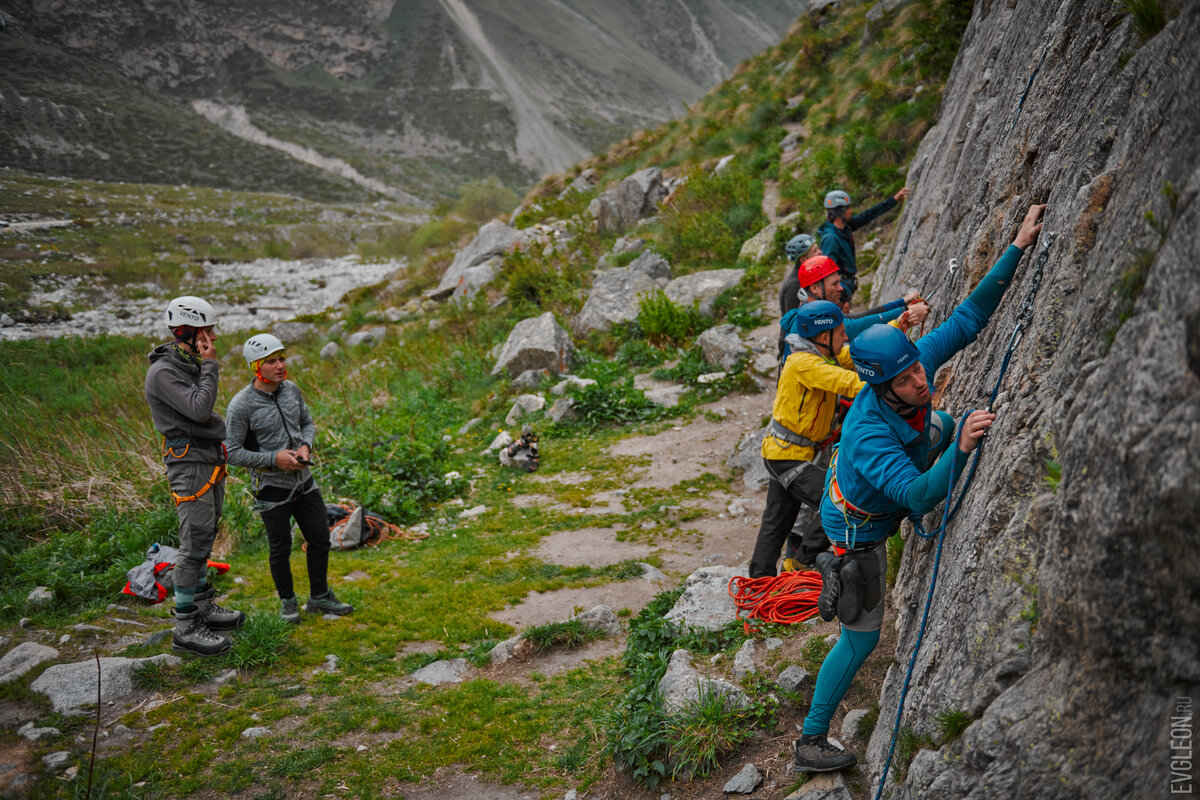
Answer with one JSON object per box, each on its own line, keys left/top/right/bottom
{"left": 785, "top": 234, "right": 816, "bottom": 262}
{"left": 243, "top": 333, "right": 285, "bottom": 366}
{"left": 824, "top": 190, "right": 852, "bottom": 210}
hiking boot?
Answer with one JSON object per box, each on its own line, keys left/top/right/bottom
{"left": 305, "top": 591, "right": 354, "bottom": 616}
{"left": 194, "top": 586, "right": 245, "bottom": 631}
{"left": 280, "top": 597, "right": 301, "bottom": 625}
{"left": 172, "top": 607, "right": 232, "bottom": 657}
{"left": 815, "top": 551, "right": 841, "bottom": 622}
{"left": 793, "top": 734, "right": 857, "bottom": 773}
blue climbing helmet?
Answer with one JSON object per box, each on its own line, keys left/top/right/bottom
{"left": 792, "top": 300, "right": 844, "bottom": 339}
{"left": 849, "top": 323, "right": 919, "bottom": 384}
{"left": 785, "top": 233, "right": 816, "bottom": 262}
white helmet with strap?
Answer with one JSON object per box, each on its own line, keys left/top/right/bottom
{"left": 165, "top": 296, "right": 216, "bottom": 328}
{"left": 243, "top": 333, "right": 285, "bottom": 366}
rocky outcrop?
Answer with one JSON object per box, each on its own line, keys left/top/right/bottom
{"left": 855, "top": 3, "right": 1200, "bottom": 797}
{"left": 664, "top": 565, "right": 747, "bottom": 632}
{"left": 664, "top": 268, "right": 745, "bottom": 316}
{"left": 491, "top": 312, "right": 573, "bottom": 377}
{"left": 574, "top": 268, "right": 659, "bottom": 336}
{"left": 433, "top": 221, "right": 526, "bottom": 299}
{"left": 697, "top": 324, "right": 749, "bottom": 370}
{"left": 590, "top": 167, "right": 670, "bottom": 232}
{"left": 31, "top": 654, "right": 182, "bottom": 712}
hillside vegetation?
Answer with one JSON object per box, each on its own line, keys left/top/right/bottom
{"left": 0, "top": 1, "right": 973, "bottom": 798}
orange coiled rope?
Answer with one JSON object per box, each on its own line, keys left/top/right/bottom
{"left": 728, "top": 571, "right": 824, "bottom": 633}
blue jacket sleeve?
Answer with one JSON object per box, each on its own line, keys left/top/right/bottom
{"left": 914, "top": 244, "right": 1025, "bottom": 374}
{"left": 845, "top": 301, "right": 907, "bottom": 340}
{"left": 904, "top": 445, "right": 969, "bottom": 514}
{"left": 847, "top": 298, "right": 906, "bottom": 319}
{"left": 854, "top": 429, "right": 925, "bottom": 510}
{"left": 850, "top": 197, "right": 897, "bottom": 230}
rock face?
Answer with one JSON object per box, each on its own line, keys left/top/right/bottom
{"left": 664, "top": 268, "right": 745, "bottom": 316}
{"left": 434, "top": 221, "right": 525, "bottom": 298}
{"left": 590, "top": 167, "right": 669, "bottom": 232}
{"left": 492, "top": 312, "right": 573, "bottom": 377}
{"left": 856, "top": 4, "right": 1200, "bottom": 798}
{"left": 574, "top": 268, "right": 659, "bottom": 336}
{"left": 31, "top": 654, "right": 182, "bottom": 712}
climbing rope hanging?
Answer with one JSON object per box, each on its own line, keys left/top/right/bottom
{"left": 874, "top": 231, "right": 1056, "bottom": 799}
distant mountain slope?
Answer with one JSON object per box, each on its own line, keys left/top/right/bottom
{"left": 0, "top": 0, "right": 804, "bottom": 203}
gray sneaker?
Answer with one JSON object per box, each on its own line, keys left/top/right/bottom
{"left": 172, "top": 608, "right": 232, "bottom": 657}
{"left": 280, "top": 597, "right": 301, "bottom": 625}
{"left": 195, "top": 586, "right": 245, "bottom": 631}
{"left": 305, "top": 591, "right": 354, "bottom": 616}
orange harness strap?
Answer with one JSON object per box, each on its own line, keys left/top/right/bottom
{"left": 172, "top": 464, "right": 227, "bottom": 505}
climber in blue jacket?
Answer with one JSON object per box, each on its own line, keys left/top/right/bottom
{"left": 818, "top": 187, "right": 910, "bottom": 299}
{"left": 791, "top": 203, "right": 1047, "bottom": 773}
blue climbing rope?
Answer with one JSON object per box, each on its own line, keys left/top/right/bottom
{"left": 872, "top": 232, "right": 1056, "bottom": 799}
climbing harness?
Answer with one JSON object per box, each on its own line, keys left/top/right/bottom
{"left": 162, "top": 436, "right": 228, "bottom": 505}
{"left": 873, "top": 230, "right": 1056, "bottom": 799}
{"left": 728, "top": 569, "right": 823, "bottom": 632}
{"left": 1009, "top": 45, "right": 1050, "bottom": 133}
{"left": 171, "top": 464, "right": 227, "bottom": 505}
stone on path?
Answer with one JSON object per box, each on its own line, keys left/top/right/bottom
{"left": 241, "top": 726, "right": 270, "bottom": 739}
{"left": 31, "top": 654, "right": 182, "bottom": 712}
{"left": 0, "top": 642, "right": 59, "bottom": 684}
{"left": 723, "top": 762, "right": 763, "bottom": 794}
{"left": 411, "top": 658, "right": 470, "bottom": 686}
{"left": 17, "top": 721, "right": 60, "bottom": 741}
{"left": 841, "top": 708, "right": 870, "bottom": 741}
{"left": 777, "top": 665, "right": 810, "bottom": 693}
{"left": 782, "top": 771, "right": 852, "bottom": 799}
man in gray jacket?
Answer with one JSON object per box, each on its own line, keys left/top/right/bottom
{"left": 225, "top": 333, "right": 353, "bottom": 623}
{"left": 145, "top": 296, "right": 245, "bottom": 656}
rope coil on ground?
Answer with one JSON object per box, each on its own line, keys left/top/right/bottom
{"left": 728, "top": 570, "right": 824, "bottom": 632}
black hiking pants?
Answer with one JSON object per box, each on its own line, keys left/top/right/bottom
{"left": 749, "top": 458, "right": 830, "bottom": 578}
{"left": 258, "top": 480, "right": 331, "bottom": 600}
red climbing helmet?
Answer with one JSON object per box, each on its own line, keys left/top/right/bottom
{"left": 796, "top": 255, "right": 840, "bottom": 289}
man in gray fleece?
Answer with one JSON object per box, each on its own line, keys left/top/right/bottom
{"left": 225, "top": 333, "right": 353, "bottom": 623}
{"left": 145, "top": 296, "right": 245, "bottom": 656}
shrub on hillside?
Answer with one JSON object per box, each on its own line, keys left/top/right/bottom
{"left": 636, "top": 291, "right": 706, "bottom": 347}
{"left": 659, "top": 165, "right": 765, "bottom": 268}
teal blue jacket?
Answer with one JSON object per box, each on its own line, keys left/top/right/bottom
{"left": 819, "top": 244, "right": 1025, "bottom": 545}
{"left": 817, "top": 196, "right": 897, "bottom": 297}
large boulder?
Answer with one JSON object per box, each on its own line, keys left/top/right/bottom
{"left": 492, "top": 312, "right": 574, "bottom": 377}
{"left": 589, "top": 167, "right": 669, "bottom": 232}
{"left": 664, "top": 268, "right": 745, "bottom": 316}
{"left": 31, "top": 654, "right": 181, "bottom": 712}
{"left": 627, "top": 251, "right": 672, "bottom": 284}
{"left": 450, "top": 256, "right": 502, "bottom": 304}
{"left": 0, "top": 642, "right": 59, "bottom": 684}
{"left": 657, "top": 649, "right": 750, "bottom": 714}
{"left": 431, "top": 221, "right": 525, "bottom": 299}
{"left": 664, "top": 565, "right": 747, "bottom": 632}
{"left": 697, "top": 324, "right": 749, "bottom": 370}
{"left": 574, "top": 268, "right": 659, "bottom": 336}
{"left": 411, "top": 658, "right": 470, "bottom": 686}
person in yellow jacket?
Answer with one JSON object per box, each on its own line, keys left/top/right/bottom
{"left": 750, "top": 300, "right": 864, "bottom": 578}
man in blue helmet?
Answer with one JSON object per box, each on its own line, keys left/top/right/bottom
{"left": 751, "top": 300, "right": 864, "bottom": 578}
{"left": 818, "top": 187, "right": 910, "bottom": 299}
{"left": 791, "top": 203, "right": 1047, "bottom": 773}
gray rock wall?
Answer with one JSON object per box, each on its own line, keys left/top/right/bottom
{"left": 863, "top": 3, "right": 1200, "bottom": 797}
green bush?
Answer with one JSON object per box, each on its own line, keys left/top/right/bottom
{"left": 636, "top": 291, "right": 705, "bottom": 347}
{"left": 659, "top": 166, "right": 765, "bottom": 268}
{"left": 666, "top": 682, "right": 764, "bottom": 779}
{"left": 454, "top": 177, "right": 520, "bottom": 225}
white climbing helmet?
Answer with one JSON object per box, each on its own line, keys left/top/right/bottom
{"left": 242, "top": 333, "right": 285, "bottom": 367}
{"left": 824, "top": 190, "right": 852, "bottom": 210}
{"left": 164, "top": 296, "right": 215, "bottom": 328}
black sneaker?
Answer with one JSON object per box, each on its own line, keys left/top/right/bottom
{"left": 815, "top": 551, "right": 841, "bottom": 622}
{"left": 793, "top": 734, "right": 857, "bottom": 773}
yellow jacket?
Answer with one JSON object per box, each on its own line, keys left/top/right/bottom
{"left": 761, "top": 339, "right": 865, "bottom": 462}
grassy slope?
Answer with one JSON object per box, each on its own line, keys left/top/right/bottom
{"left": 0, "top": 2, "right": 970, "bottom": 797}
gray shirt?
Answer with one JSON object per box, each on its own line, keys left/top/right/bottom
{"left": 144, "top": 343, "right": 225, "bottom": 464}
{"left": 224, "top": 380, "right": 317, "bottom": 494}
